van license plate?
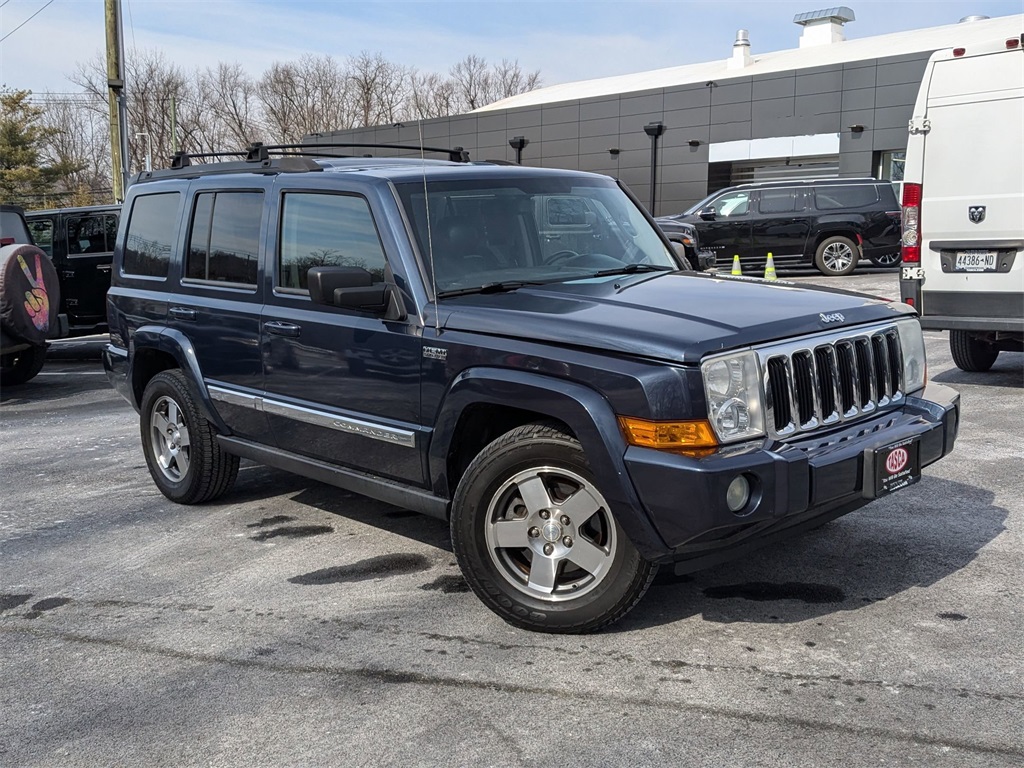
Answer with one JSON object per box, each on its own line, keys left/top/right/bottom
{"left": 954, "top": 250, "right": 996, "bottom": 271}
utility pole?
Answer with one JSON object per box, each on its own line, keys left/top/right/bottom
{"left": 105, "top": 0, "right": 128, "bottom": 202}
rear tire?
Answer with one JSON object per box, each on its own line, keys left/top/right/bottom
{"left": 450, "top": 422, "right": 657, "bottom": 633}
{"left": 0, "top": 344, "right": 47, "bottom": 385}
{"left": 814, "top": 236, "right": 859, "bottom": 276}
{"left": 140, "top": 369, "right": 239, "bottom": 504}
{"left": 950, "top": 330, "right": 998, "bottom": 372}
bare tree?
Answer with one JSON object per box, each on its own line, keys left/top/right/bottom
{"left": 38, "top": 94, "right": 109, "bottom": 205}
{"left": 197, "top": 63, "right": 263, "bottom": 149}
{"left": 449, "top": 54, "right": 491, "bottom": 112}
{"left": 348, "top": 51, "right": 411, "bottom": 127}
{"left": 408, "top": 71, "right": 459, "bottom": 120}
{"left": 259, "top": 54, "right": 353, "bottom": 143}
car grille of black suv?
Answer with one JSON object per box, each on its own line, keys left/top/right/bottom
{"left": 758, "top": 323, "right": 904, "bottom": 439}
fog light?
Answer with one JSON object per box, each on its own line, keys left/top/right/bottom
{"left": 726, "top": 475, "right": 750, "bottom": 513}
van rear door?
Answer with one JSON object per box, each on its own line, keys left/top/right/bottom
{"left": 917, "top": 44, "right": 1024, "bottom": 326}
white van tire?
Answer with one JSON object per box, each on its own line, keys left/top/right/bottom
{"left": 949, "top": 330, "right": 998, "bottom": 372}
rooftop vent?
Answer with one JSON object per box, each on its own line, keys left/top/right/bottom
{"left": 959, "top": 15, "right": 991, "bottom": 23}
{"left": 727, "top": 29, "right": 752, "bottom": 69}
{"left": 793, "top": 6, "right": 856, "bottom": 48}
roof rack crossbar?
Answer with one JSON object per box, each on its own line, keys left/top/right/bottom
{"left": 257, "top": 142, "right": 472, "bottom": 163}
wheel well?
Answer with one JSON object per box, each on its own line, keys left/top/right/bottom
{"left": 131, "top": 348, "right": 178, "bottom": 404}
{"left": 814, "top": 231, "right": 858, "bottom": 250}
{"left": 446, "top": 404, "right": 573, "bottom": 495}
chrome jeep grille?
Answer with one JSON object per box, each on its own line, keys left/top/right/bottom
{"left": 758, "top": 323, "right": 904, "bottom": 439}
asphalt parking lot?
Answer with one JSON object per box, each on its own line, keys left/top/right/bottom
{"left": 1, "top": 268, "right": 1022, "bottom": 767}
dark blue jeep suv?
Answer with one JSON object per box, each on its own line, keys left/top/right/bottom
{"left": 104, "top": 145, "right": 959, "bottom": 633}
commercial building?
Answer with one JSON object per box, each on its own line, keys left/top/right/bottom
{"left": 310, "top": 10, "right": 1023, "bottom": 216}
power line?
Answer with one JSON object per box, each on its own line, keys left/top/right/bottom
{"left": 0, "top": 0, "right": 56, "bottom": 44}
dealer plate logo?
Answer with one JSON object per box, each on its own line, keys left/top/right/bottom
{"left": 886, "top": 447, "right": 909, "bottom": 475}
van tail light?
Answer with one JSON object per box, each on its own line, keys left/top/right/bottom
{"left": 901, "top": 182, "right": 922, "bottom": 264}
{"left": 953, "top": 48, "right": 966, "bottom": 57}
{"left": 1008, "top": 38, "right": 1021, "bottom": 49}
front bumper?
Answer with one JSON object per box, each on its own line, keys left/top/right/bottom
{"left": 624, "top": 382, "right": 959, "bottom": 569}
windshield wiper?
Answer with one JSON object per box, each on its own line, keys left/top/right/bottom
{"left": 585, "top": 263, "right": 675, "bottom": 278}
{"left": 437, "top": 280, "right": 544, "bottom": 299}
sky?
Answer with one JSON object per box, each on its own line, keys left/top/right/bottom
{"left": 2, "top": 0, "right": 1022, "bottom": 97}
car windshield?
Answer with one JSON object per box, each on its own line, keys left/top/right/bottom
{"left": 394, "top": 176, "right": 677, "bottom": 296}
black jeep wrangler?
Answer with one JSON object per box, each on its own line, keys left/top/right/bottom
{"left": 104, "top": 145, "right": 959, "bottom": 633}
{"left": 1, "top": 204, "right": 68, "bottom": 384}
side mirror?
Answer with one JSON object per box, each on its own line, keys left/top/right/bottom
{"left": 308, "top": 266, "right": 398, "bottom": 317}
{"left": 698, "top": 207, "right": 716, "bottom": 221}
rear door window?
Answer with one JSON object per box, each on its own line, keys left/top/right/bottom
{"left": 123, "top": 193, "right": 180, "bottom": 278}
{"left": 185, "top": 191, "right": 262, "bottom": 286}
{"left": 757, "top": 189, "right": 801, "bottom": 214}
{"left": 813, "top": 185, "right": 879, "bottom": 210}
{"left": 68, "top": 214, "right": 117, "bottom": 255}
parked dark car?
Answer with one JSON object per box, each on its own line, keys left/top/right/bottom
{"left": 26, "top": 204, "right": 120, "bottom": 336}
{"left": 1, "top": 205, "right": 68, "bottom": 384}
{"left": 660, "top": 178, "right": 902, "bottom": 276}
{"left": 104, "top": 144, "right": 958, "bottom": 633}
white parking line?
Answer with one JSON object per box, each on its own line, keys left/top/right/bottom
{"left": 37, "top": 371, "right": 108, "bottom": 376}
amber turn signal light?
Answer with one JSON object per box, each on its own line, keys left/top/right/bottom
{"left": 618, "top": 416, "right": 719, "bottom": 457}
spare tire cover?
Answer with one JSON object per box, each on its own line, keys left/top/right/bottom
{"left": 0, "top": 243, "right": 61, "bottom": 345}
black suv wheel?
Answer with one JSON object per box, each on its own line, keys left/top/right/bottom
{"left": 451, "top": 423, "right": 657, "bottom": 633}
{"left": 0, "top": 345, "right": 47, "bottom": 385}
{"left": 815, "top": 236, "right": 859, "bottom": 276}
{"left": 140, "top": 370, "right": 239, "bottom": 504}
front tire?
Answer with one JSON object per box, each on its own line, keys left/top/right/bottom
{"left": 950, "top": 330, "right": 999, "bottom": 372}
{"left": 140, "top": 370, "right": 239, "bottom": 504}
{"left": 451, "top": 423, "right": 657, "bottom": 633}
{"left": 814, "top": 236, "right": 859, "bottom": 276}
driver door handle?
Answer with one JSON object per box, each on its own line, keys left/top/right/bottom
{"left": 264, "top": 320, "right": 301, "bottom": 338}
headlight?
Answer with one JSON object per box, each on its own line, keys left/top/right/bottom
{"left": 896, "top": 318, "right": 927, "bottom": 394}
{"left": 701, "top": 350, "right": 764, "bottom": 443}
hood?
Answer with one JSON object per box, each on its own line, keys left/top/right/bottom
{"left": 440, "top": 272, "right": 911, "bottom": 364}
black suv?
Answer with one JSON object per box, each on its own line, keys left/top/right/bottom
{"left": 104, "top": 145, "right": 959, "bottom": 633}
{"left": 659, "top": 178, "right": 902, "bottom": 276}
{"left": 26, "top": 204, "right": 121, "bottom": 336}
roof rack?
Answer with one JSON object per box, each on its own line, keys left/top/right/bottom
{"left": 131, "top": 141, "right": 473, "bottom": 184}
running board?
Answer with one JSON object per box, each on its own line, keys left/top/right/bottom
{"left": 217, "top": 435, "right": 449, "bottom": 520}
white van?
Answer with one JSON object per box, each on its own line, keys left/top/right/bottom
{"left": 899, "top": 32, "right": 1024, "bottom": 371}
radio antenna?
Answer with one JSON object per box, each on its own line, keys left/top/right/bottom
{"left": 418, "top": 118, "right": 440, "bottom": 333}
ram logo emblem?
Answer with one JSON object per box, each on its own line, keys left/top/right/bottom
{"left": 968, "top": 206, "right": 986, "bottom": 224}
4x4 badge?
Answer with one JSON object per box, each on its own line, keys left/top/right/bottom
{"left": 968, "top": 206, "right": 986, "bottom": 224}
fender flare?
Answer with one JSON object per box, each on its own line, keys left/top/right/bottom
{"left": 430, "top": 367, "right": 670, "bottom": 558}
{"left": 129, "top": 326, "right": 229, "bottom": 433}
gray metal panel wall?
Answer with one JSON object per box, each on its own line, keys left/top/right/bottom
{"left": 316, "top": 52, "right": 932, "bottom": 215}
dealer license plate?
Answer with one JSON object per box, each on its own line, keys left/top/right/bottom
{"left": 864, "top": 438, "right": 921, "bottom": 499}
{"left": 954, "top": 250, "right": 996, "bottom": 272}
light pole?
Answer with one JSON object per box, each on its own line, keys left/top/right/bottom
{"left": 643, "top": 122, "right": 666, "bottom": 214}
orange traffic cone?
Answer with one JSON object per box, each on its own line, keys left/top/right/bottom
{"left": 731, "top": 254, "right": 742, "bottom": 276}
{"left": 764, "top": 252, "right": 777, "bottom": 281}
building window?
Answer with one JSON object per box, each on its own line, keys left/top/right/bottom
{"left": 877, "top": 151, "right": 906, "bottom": 182}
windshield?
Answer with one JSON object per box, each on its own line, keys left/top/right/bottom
{"left": 394, "top": 176, "right": 676, "bottom": 296}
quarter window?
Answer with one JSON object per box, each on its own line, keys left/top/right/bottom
{"left": 185, "top": 191, "right": 262, "bottom": 285}
{"left": 28, "top": 219, "right": 54, "bottom": 257}
{"left": 278, "top": 193, "right": 386, "bottom": 291}
{"left": 123, "top": 193, "right": 180, "bottom": 278}
{"left": 814, "top": 185, "right": 879, "bottom": 210}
